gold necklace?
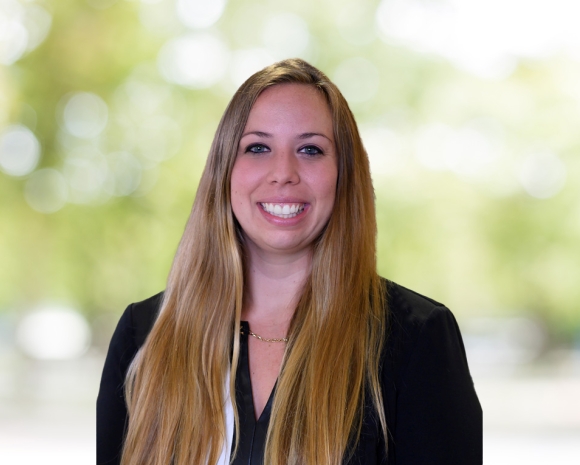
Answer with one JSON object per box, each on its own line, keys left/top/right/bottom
{"left": 248, "top": 330, "right": 288, "bottom": 343}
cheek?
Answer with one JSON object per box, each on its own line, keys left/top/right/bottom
{"left": 230, "top": 161, "right": 257, "bottom": 219}
{"left": 230, "top": 163, "right": 246, "bottom": 200}
{"left": 319, "top": 167, "right": 338, "bottom": 206}
{"left": 231, "top": 158, "right": 258, "bottom": 192}
{"left": 230, "top": 187, "right": 245, "bottom": 220}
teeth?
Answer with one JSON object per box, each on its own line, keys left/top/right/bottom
{"left": 261, "top": 203, "right": 305, "bottom": 218}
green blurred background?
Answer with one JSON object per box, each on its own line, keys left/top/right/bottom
{"left": 1, "top": 0, "right": 579, "bottom": 462}
{"left": 2, "top": 0, "right": 579, "bottom": 339}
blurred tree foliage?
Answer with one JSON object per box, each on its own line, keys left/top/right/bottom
{"left": 1, "top": 0, "right": 579, "bottom": 342}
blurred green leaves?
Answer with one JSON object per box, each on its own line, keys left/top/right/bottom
{"left": 1, "top": 0, "right": 579, "bottom": 340}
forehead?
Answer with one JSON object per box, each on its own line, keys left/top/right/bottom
{"left": 245, "top": 84, "right": 333, "bottom": 132}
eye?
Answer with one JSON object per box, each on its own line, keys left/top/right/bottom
{"left": 245, "top": 143, "right": 270, "bottom": 154}
{"left": 299, "top": 145, "right": 323, "bottom": 156}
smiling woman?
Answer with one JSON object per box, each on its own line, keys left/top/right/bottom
{"left": 231, "top": 84, "right": 338, "bottom": 258}
{"left": 97, "top": 59, "right": 482, "bottom": 465}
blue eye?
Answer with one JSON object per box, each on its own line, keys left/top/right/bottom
{"left": 300, "top": 145, "right": 323, "bottom": 156}
{"left": 246, "top": 143, "right": 270, "bottom": 154}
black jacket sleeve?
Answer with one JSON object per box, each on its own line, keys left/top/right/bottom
{"left": 96, "top": 304, "right": 138, "bottom": 465}
{"left": 97, "top": 292, "right": 163, "bottom": 465}
{"left": 389, "top": 302, "right": 482, "bottom": 464}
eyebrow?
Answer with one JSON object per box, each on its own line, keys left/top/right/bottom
{"left": 240, "top": 131, "right": 332, "bottom": 142}
{"left": 241, "top": 131, "right": 271, "bottom": 138}
{"left": 298, "top": 132, "right": 332, "bottom": 141}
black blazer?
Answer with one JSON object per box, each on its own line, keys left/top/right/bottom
{"left": 97, "top": 280, "right": 482, "bottom": 464}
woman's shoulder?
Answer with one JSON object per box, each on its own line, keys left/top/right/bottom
{"left": 383, "top": 278, "right": 447, "bottom": 321}
{"left": 380, "top": 278, "right": 472, "bottom": 379}
{"left": 378, "top": 279, "right": 482, "bottom": 463}
{"left": 383, "top": 279, "right": 452, "bottom": 333}
{"left": 97, "top": 291, "right": 163, "bottom": 464}
{"left": 106, "top": 291, "right": 164, "bottom": 354}
{"left": 127, "top": 291, "right": 164, "bottom": 347}
{"left": 99, "top": 292, "right": 164, "bottom": 388}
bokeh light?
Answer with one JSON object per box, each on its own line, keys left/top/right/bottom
{"left": 361, "top": 125, "right": 404, "bottom": 178}
{"left": 104, "top": 151, "right": 142, "bottom": 196}
{"left": 333, "top": 57, "right": 380, "bottom": 104}
{"left": 376, "top": 0, "right": 580, "bottom": 79}
{"left": 116, "top": 78, "right": 173, "bottom": 119}
{"left": 139, "top": 0, "right": 180, "bottom": 34}
{"left": 157, "top": 32, "right": 230, "bottom": 88}
{"left": 0, "top": 124, "right": 40, "bottom": 177}
{"left": 62, "top": 146, "right": 109, "bottom": 204}
{"left": 445, "top": 124, "right": 501, "bottom": 178}
{"left": 22, "top": 2, "right": 51, "bottom": 51}
{"left": 229, "top": 48, "right": 275, "bottom": 88}
{"left": 24, "top": 168, "right": 68, "bottom": 213}
{"left": 60, "top": 92, "right": 109, "bottom": 139}
{"left": 0, "top": 0, "right": 51, "bottom": 65}
{"left": 0, "top": 1, "right": 27, "bottom": 65}
{"left": 335, "top": 2, "right": 376, "bottom": 46}
{"left": 415, "top": 123, "right": 456, "bottom": 172}
{"left": 518, "top": 151, "right": 567, "bottom": 199}
{"left": 132, "top": 115, "right": 182, "bottom": 164}
{"left": 16, "top": 306, "right": 91, "bottom": 360}
{"left": 176, "top": 0, "right": 227, "bottom": 29}
{"left": 413, "top": 121, "right": 503, "bottom": 179}
{"left": 261, "top": 12, "right": 310, "bottom": 60}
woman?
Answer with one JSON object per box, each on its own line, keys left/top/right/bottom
{"left": 97, "top": 59, "right": 482, "bottom": 465}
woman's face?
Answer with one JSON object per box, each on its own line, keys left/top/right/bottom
{"left": 231, "top": 83, "right": 338, "bottom": 259}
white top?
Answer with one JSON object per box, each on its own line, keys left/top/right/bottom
{"left": 216, "top": 371, "right": 235, "bottom": 465}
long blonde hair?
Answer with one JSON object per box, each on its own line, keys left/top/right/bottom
{"left": 122, "top": 58, "right": 388, "bottom": 465}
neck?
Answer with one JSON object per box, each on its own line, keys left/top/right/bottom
{"left": 241, "top": 243, "right": 311, "bottom": 329}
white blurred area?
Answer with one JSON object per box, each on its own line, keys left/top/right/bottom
{"left": 0, "top": 0, "right": 51, "bottom": 66}
{"left": 463, "top": 317, "right": 580, "bottom": 464}
{"left": 0, "top": 305, "right": 98, "bottom": 464}
{"left": 376, "top": 0, "right": 580, "bottom": 79}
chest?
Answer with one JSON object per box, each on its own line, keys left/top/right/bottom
{"left": 246, "top": 336, "right": 286, "bottom": 419}
{"left": 233, "top": 323, "right": 386, "bottom": 465}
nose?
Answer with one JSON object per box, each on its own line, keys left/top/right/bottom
{"left": 267, "top": 149, "right": 300, "bottom": 185}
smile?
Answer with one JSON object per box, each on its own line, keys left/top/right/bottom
{"left": 260, "top": 203, "right": 305, "bottom": 218}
